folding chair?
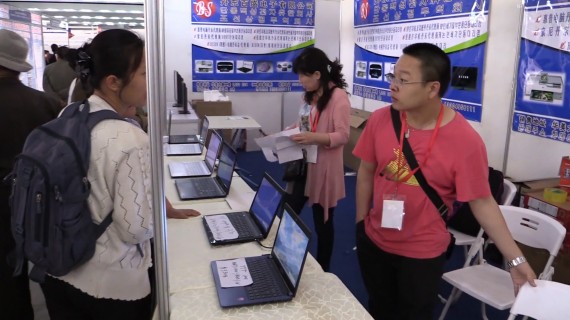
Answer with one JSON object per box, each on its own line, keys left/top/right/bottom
{"left": 439, "top": 179, "right": 518, "bottom": 304}
{"left": 507, "top": 279, "right": 570, "bottom": 320}
{"left": 439, "top": 206, "right": 566, "bottom": 320}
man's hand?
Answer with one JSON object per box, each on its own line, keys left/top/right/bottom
{"left": 167, "top": 208, "right": 201, "bottom": 219}
{"left": 509, "top": 262, "right": 537, "bottom": 295}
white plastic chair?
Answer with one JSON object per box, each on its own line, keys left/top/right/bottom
{"left": 439, "top": 206, "right": 566, "bottom": 320}
{"left": 440, "top": 179, "right": 518, "bottom": 305}
{"left": 507, "top": 279, "right": 570, "bottom": 320}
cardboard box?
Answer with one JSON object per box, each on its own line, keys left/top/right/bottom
{"left": 520, "top": 178, "right": 560, "bottom": 194}
{"left": 344, "top": 108, "right": 372, "bottom": 172}
{"left": 560, "top": 156, "right": 570, "bottom": 187}
{"left": 520, "top": 191, "right": 570, "bottom": 227}
{"left": 191, "top": 100, "right": 232, "bottom": 143}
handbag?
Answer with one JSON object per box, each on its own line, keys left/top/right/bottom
{"left": 390, "top": 107, "right": 456, "bottom": 259}
{"left": 283, "top": 158, "right": 307, "bottom": 182}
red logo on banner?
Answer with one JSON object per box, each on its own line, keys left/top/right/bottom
{"left": 360, "top": 0, "right": 369, "bottom": 20}
{"left": 194, "top": 0, "right": 216, "bottom": 18}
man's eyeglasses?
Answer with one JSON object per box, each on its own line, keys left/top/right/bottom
{"left": 385, "top": 73, "right": 427, "bottom": 86}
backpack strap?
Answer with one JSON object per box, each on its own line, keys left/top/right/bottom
{"left": 9, "top": 166, "right": 34, "bottom": 277}
{"left": 95, "top": 211, "right": 113, "bottom": 238}
{"left": 389, "top": 106, "right": 449, "bottom": 220}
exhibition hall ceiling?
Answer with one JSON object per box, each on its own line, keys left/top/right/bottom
{"left": 4, "top": 1, "right": 144, "bottom": 29}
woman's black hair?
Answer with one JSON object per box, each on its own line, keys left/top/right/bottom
{"left": 76, "top": 29, "right": 144, "bottom": 99}
{"left": 292, "top": 47, "right": 347, "bottom": 112}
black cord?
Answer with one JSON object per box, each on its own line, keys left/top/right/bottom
{"left": 256, "top": 240, "right": 273, "bottom": 249}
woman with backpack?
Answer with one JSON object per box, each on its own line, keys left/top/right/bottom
{"left": 39, "top": 29, "right": 196, "bottom": 320}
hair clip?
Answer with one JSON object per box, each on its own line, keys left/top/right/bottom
{"left": 76, "top": 51, "right": 93, "bottom": 81}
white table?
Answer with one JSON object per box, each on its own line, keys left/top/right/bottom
{"left": 206, "top": 115, "right": 261, "bottom": 130}
{"left": 160, "top": 152, "right": 372, "bottom": 320}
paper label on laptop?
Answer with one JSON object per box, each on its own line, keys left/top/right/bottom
{"left": 216, "top": 258, "right": 253, "bottom": 288}
{"left": 205, "top": 215, "right": 239, "bottom": 240}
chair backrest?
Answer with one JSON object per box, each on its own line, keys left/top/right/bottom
{"left": 507, "top": 280, "right": 570, "bottom": 320}
{"left": 501, "top": 179, "right": 517, "bottom": 205}
{"left": 499, "top": 205, "right": 566, "bottom": 256}
{"left": 499, "top": 205, "right": 565, "bottom": 279}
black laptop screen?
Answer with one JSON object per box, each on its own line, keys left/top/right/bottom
{"left": 205, "top": 131, "right": 221, "bottom": 169}
{"left": 216, "top": 143, "right": 236, "bottom": 191}
{"left": 199, "top": 118, "right": 209, "bottom": 143}
{"left": 250, "top": 177, "right": 283, "bottom": 233}
{"left": 272, "top": 208, "right": 310, "bottom": 287}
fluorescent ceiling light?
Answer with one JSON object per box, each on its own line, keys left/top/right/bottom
{"left": 62, "top": 9, "right": 76, "bottom": 12}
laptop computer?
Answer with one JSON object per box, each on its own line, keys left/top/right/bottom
{"left": 174, "top": 140, "right": 237, "bottom": 200}
{"left": 165, "top": 117, "right": 210, "bottom": 156}
{"left": 168, "top": 129, "right": 221, "bottom": 178}
{"left": 202, "top": 173, "right": 285, "bottom": 245}
{"left": 210, "top": 203, "right": 311, "bottom": 308}
{"left": 167, "top": 110, "right": 200, "bottom": 144}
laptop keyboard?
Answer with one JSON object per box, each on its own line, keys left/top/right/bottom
{"left": 183, "top": 162, "right": 209, "bottom": 175}
{"left": 186, "top": 177, "right": 223, "bottom": 197}
{"left": 245, "top": 257, "right": 287, "bottom": 300}
{"left": 227, "top": 214, "right": 257, "bottom": 238}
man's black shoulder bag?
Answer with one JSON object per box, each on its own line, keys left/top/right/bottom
{"left": 389, "top": 107, "right": 455, "bottom": 259}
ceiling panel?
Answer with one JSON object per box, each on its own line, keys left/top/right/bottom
{"left": 4, "top": 1, "right": 144, "bottom": 29}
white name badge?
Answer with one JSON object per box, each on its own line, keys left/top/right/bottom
{"left": 381, "top": 195, "right": 405, "bottom": 230}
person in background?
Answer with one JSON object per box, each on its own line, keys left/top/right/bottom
{"left": 286, "top": 47, "right": 350, "bottom": 272}
{"left": 43, "top": 46, "right": 77, "bottom": 103}
{"left": 70, "top": 42, "right": 149, "bottom": 132}
{"left": 39, "top": 29, "right": 198, "bottom": 320}
{"left": 48, "top": 44, "right": 58, "bottom": 64}
{"left": 0, "top": 29, "right": 63, "bottom": 320}
{"left": 353, "top": 42, "right": 536, "bottom": 319}
{"left": 44, "top": 49, "right": 53, "bottom": 65}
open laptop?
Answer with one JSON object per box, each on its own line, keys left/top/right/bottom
{"left": 210, "top": 203, "right": 311, "bottom": 308}
{"left": 174, "top": 141, "right": 237, "bottom": 200}
{"left": 202, "top": 173, "right": 285, "bottom": 245}
{"left": 167, "top": 110, "right": 200, "bottom": 144}
{"left": 165, "top": 117, "right": 210, "bottom": 156}
{"left": 168, "top": 129, "right": 221, "bottom": 178}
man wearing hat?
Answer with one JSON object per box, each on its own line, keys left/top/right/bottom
{"left": 0, "top": 29, "right": 63, "bottom": 320}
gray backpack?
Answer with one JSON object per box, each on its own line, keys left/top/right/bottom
{"left": 5, "top": 100, "right": 124, "bottom": 282}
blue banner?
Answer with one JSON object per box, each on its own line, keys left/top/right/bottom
{"left": 513, "top": 0, "right": 570, "bottom": 143}
{"left": 353, "top": 0, "right": 490, "bottom": 122}
{"left": 191, "top": 0, "right": 315, "bottom": 92}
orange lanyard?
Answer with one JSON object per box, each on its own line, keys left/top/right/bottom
{"left": 391, "top": 105, "right": 444, "bottom": 185}
{"left": 310, "top": 107, "right": 320, "bottom": 133}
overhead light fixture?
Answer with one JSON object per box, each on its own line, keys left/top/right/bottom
{"left": 99, "top": 10, "right": 111, "bottom": 13}
{"left": 79, "top": 9, "right": 94, "bottom": 13}
{"left": 106, "top": 22, "right": 115, "bottom": 25}
{"left": 62, "top": 9, "right": 76, "bottom": 12}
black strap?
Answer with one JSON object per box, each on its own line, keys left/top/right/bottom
{"left": 389, "top": 107, "right": 449, "bottom": 220}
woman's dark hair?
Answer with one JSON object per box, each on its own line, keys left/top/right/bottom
{"left": 76, "top": 29, "right": 144, "bottom": 99}
{"left": 402, "top": 43, "right": 451, "bottom": 97}
{"left": 292, "top": 47, "right": 347, "bottom": 112}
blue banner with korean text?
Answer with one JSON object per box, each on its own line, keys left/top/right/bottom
{"left": 353, "top": 0, "right": 489, "bottom": 122}
{"left": 512, "top": 0, "right": 570, "bottom": 143}
{"left": 191, "top": 0, "right": 315, "bottom": 92}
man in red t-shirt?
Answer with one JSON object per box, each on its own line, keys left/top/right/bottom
{"left": 353, "top": 43, "right": 536, "bottom": 319}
